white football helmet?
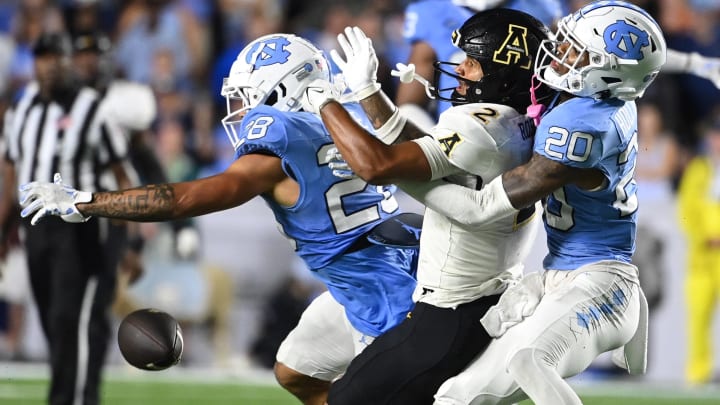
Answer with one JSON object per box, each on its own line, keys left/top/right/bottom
{"left": 221, "top": 34, "right": 330, "bottom": 145}
{"left": 535, "top": 1, "right": 666, "bottom": 101}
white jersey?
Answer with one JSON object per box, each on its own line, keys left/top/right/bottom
{"left": 410, "top": 103, "right": 539, "bottom": 308}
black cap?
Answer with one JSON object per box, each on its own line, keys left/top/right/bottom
{"left": 72, "top": 31, "right": 111, "bottom": 54}
{"left": 32, "top": 32, "right": 72, "bottom": 57}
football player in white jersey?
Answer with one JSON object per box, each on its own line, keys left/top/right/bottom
{"left": 302, "top": 9, "right": 550, "bottom": 405}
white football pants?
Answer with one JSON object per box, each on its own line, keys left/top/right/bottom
{"left": 276, "top": 291, "right": 375, "bottom": 381}
{"left": 434, "top": 260, "right": 645, "bottom": 405}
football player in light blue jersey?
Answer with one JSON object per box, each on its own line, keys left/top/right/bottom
{"left": 381, "top": 2, "right": 666, "bottom": 404}
{"left": 17, "top": 34, "right": 418, "bottom": 405}
{"left": 398, "top": 0, "right": 565, "bottom": 128}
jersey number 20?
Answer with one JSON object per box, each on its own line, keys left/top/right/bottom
{"left": 544, "top": 127, "right": 638, "bottom": 231}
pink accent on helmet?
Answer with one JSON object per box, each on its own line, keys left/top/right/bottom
{"left": 527, "top": 75, "right": 546, "bottom": 126}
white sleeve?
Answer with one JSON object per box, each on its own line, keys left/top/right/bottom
{"left": 428, "top": 105, "right": 511, "bottom": 178}
{"left": 412, "top": 136, "right": 460, "bottom": 179}
{"left": 411, "top": 104, "right": 507, "bottom": 180}
{"left": 663, "top": 49, "right": 720, "bottom": 89}
{"left": 663, "top": 49, "right": 692, "bottom": 73}
{"left": 398, "top": 176, "right": 517, "bottom": 228}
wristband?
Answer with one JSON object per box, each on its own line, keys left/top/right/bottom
{"left": 353, "top": 82, "right": 381, "bottom": 102}
{"left": 375, "top": 107, "right": 407, "bottom": 145}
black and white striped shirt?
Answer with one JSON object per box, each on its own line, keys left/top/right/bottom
{"left": 3, "top": 82, "right": 128, "bottom": 192}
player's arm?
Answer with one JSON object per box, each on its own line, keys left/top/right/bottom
{"left": 328, "top": 26, "right": 428, "bottom": 145}
{"left": 320, "top": 100, "right": 431, "bottom": 184}
{"left": 357, "top": 89, "right": 428, "bottom": 144}
{"left": 307, "top": 26, "right": 434, "bottom": 184}
{"left": 82, "top": 154, "right": 284, "bottom": 220}
{"left": 19, "top": 153, "right": 285, "bottom": 223}
{"left": 664, "top": 48, "right": 720, "bottom": 89}
{"left": 400, "top": 153, "right": 604, "bottom": 227}
{"left": 503, "top": 152, "right": 604, "bottom": 207}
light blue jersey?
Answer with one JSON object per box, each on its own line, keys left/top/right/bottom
{"left": 403, "top": 0, "right": 565, "bottom": 118}
{"left": 504, "top": 0, "right": 565, "bottom": 27}
{"left": 234, "top": 104, "right": 417, "bottom": 336}
{"left": 535, "top": 97, "right": 638, "bottom": 270}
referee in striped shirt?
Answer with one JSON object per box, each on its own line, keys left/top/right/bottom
{"left": 0, "top": 32, "right": 134, "bottom": 405}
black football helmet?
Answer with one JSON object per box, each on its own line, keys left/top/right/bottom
{"left": 432, "top": 8, "right": 551, "bottom": 112}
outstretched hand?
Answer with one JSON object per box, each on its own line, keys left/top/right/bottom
{"left": 330, "top": 26, "right": 381, "bottom": 100}
{"left": 19, "top": 173, "right": 92, "bottom": 225}
{"left": 688, "top": 52, "right": 720, "bottom": 89}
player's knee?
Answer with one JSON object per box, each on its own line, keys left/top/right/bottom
{"left": 274, "top": 362, "right": 304, "bottom": 390}
{"left": 507, "top": 348, "right": 543, "bottom": 379}
{"left": 274, "top": 362, "right": 330, "bottom": 403}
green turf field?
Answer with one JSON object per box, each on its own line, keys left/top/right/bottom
{"left": 1, "top": 377, "right": 719, "bottom": 405}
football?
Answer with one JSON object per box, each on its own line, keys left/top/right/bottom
{"left": 117, "top": 308, "right": 184, "bottom": 371}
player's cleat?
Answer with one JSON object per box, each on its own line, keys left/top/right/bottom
{"left": 117, "top": 308, "right": 183, "bottom": 371}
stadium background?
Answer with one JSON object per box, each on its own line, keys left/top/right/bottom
{"left": 0, "top": 0, "right": 719, "bottom": 403}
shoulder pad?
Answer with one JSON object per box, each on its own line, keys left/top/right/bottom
{"left": 535, "top": 98, "right": 619, "bottom": 168}
{"left": 431, "top": 104, "right": 531, "bottom": 179}
{"left": 234, "top": 106, "right": 289, "bottom": 158}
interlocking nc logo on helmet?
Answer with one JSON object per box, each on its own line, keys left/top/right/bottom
{"left": 245, "top": 37, "right": 291, "bottom": 69}
{"left": 603, "top": 20, "right": 649, "bottom": 60}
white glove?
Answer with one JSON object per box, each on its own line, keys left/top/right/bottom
{"left": 325, "top": 146, "right": 356, "bottom": 179}
{"left": 687, "top": 52, "right": 720, "bottom": 89}
{"left": 330, "top": 26, "right": 381, "bottom": 100}
{"left": 19, "top": 173, "right": 92, "bottom": 225}
{"left": 480, "top": 272, "right": 545, "bottom": 338}
{"left": 302, "top": 79, "right": 341, "bottom": 115}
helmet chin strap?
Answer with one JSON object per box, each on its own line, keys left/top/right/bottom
{"left": 449, "top": 89, "right": 467, "bottom": 107}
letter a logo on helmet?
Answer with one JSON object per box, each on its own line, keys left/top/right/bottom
{"left": 603, "top": 21, "right": 649, "bottom": 60}
{"left": 493, "top": 25, "right": 532, "bottom": 69}
{"left": 245, "top": 37, "right": 291, "bottom": 69}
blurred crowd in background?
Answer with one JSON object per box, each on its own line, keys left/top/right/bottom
{"left": 0, "top": 0, "right": 718, "bottom": 386}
